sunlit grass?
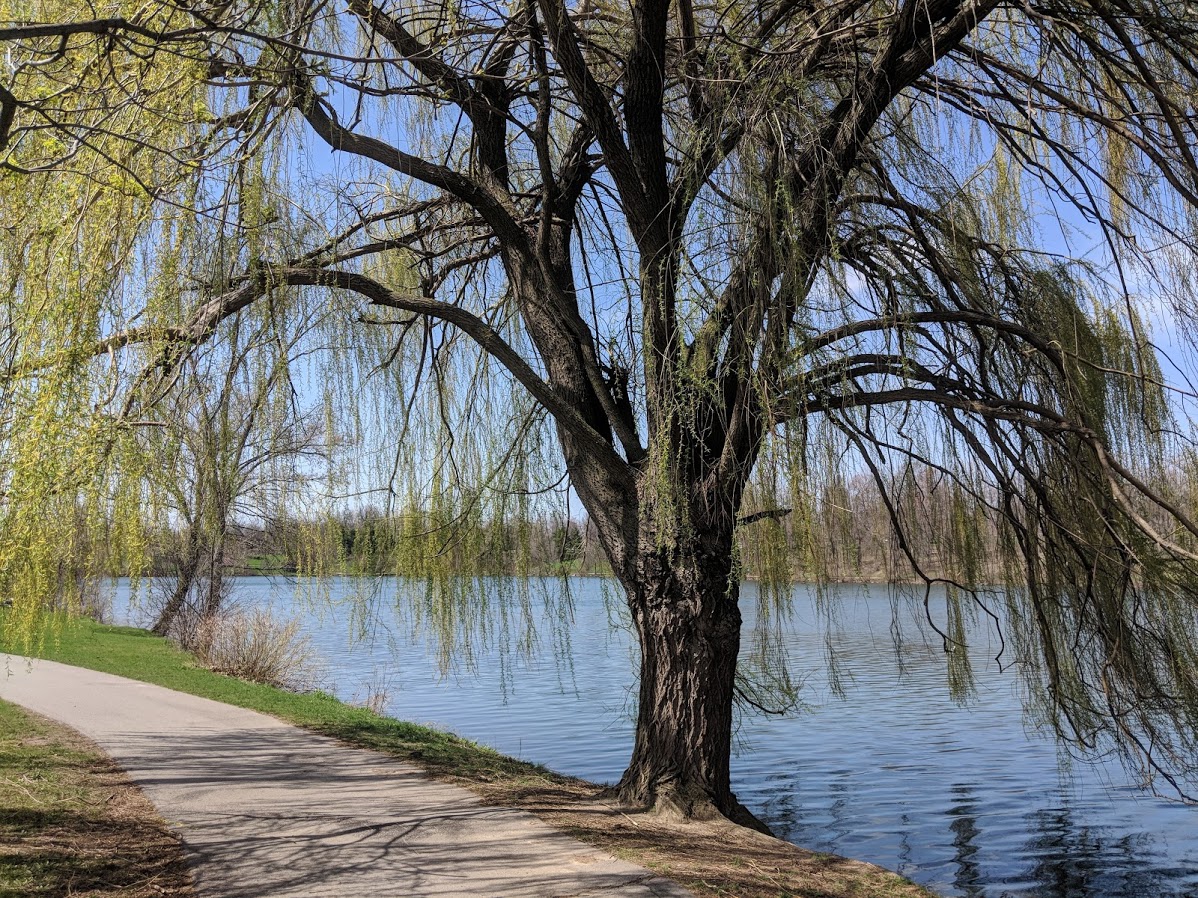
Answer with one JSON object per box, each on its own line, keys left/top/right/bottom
{"left": 1, "top": 613, "right": 565, "bottom": 786}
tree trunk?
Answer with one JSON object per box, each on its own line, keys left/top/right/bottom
{"left": 201, "top": 530, "right": 226, "bottom": 619}
{"left": 152, "top": 530, "right": 201, "bottom": 636}
{"left": 613, "top": 537, "right": 772, "bottom": 834}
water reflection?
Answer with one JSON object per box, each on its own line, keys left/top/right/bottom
{"left": 1011, "top": 807, "right": 1184, "bottom": 898}
{"left": 111, "top": 577, "right": 1198, "bottom": 898}
{"left": 947, "top": 784, "right": 983, "bottom": 898}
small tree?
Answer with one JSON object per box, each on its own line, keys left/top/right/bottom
{"left": 147, "top": 313, "right": 327, "bottom": 639}
{"left": 4, "top": 1, "right": 1198, "bottom": 827}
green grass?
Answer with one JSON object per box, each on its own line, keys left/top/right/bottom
{"left": 0, "top": 615, "right": 563, "bottom": 787}
{"left": 243, "top": 554, "right": 293, "bottom": 573}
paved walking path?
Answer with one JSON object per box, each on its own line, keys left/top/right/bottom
{"left": 1, "top": 657, "right": 690, "bottom": 898}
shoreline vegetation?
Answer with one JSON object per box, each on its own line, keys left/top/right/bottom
{"left": 1, "top": 615, "right": 936, "bottom": 898}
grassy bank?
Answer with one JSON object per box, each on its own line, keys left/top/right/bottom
{"left": 2, "top": 616, "right": 935, "bottom": 898}
{"left": 2, "top": 617, "right": 547, "bottom": 784}
{"left": 0, "top": 698, "right": 193, "bottom": 898}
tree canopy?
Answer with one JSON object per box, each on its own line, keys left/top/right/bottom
{"left": 4, "top": 0, "right": 1198, "bottom": 825}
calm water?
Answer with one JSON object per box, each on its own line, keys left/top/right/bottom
{"left": 110, "top": 577, "right": 1198, "bottom": 898}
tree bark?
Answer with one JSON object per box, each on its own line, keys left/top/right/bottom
{"left": 152, "top": 528, "right": 201, "bottom": 636}
{"left": 201, "top": 504, "right": 231, "bottom": 620}
{"left": 201, "top": 533, "right": 226, "bottom": 620}
{"left": 612, "top": 530, "right": 772, "bottom": 833}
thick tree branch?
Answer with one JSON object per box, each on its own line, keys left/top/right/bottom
{"left": 288, "top": 68, "right": 528, "bottom": 248}
{"left": 535, "top": 0, "right": 648, "bottom": 240}
{"left": 270, "top": 266, "right": 632, "bottom": 485}
{"left": 624, "top": 0, "right": 671, "bottom": 221}
{"left": 347, "top": 0, "right": 490, "bottom": 118}
{"left": 0, "top": 19, "right": 198, "bottom": 43}
{"left": 0, "top": 84, "right": 16, "bottom": 153}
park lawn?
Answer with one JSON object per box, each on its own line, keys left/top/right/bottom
{"left": 2, "top": 615, "right": 936, "bottom": 898}
{"left": 0, "top": 698, "right": 193, "bottom": 898}
{"left": 243, "top": 554, "right": 293, "bottom": 573}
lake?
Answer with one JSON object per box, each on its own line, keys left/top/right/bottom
{"left": 110, "top": 576, "right": 1198, "bottom": 898}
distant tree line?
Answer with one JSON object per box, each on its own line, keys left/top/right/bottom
{"left": 135, "top": 463, "right": 1019, "bottom": 585}
{"left": 145, "top": 506, "right": 609, "bottom": 579}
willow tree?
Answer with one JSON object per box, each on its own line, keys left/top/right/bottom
{"left": 146, "top": 307, "right": 329, "bottom": 640}
{"left": 5, "top": 0, "right": 1198, "bottom": 827}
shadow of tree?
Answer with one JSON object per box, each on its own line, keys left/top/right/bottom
{"left": 0, "top": 724, "right": 192, "bottom": 898}
{"left": 106, "top": 725, "right": 684, "bottom": 897}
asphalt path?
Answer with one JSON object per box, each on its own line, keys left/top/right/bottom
{"left": 1, "top": 657, "right": 691, "bottom": 898}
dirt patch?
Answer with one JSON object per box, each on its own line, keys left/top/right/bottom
{"left": 0, "top": 702, "right": 194, "bottom": 898}
{"left": 449, "top": 775, "right": 935, "bottom": 898}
